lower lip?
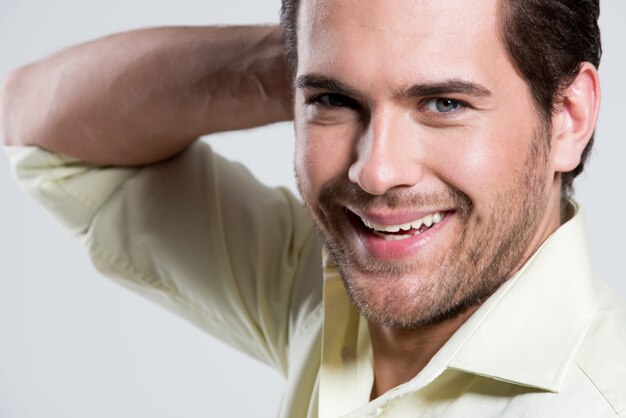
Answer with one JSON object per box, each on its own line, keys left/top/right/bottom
{"left": 348, "top": 212, "right": 452, "bottom": 260}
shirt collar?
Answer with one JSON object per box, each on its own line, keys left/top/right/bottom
{"left": 445, "top": 201, "right": 596, "bottom": 392}
{"left": 319, "top": 201, "right": 597, "bottom": 417}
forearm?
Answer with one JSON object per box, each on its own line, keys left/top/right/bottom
{"left": 0, "top": 25, "right": 292, "bottom": 165}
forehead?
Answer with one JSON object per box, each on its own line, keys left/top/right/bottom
{"left": 296, "top": 0, "right": 515, "bottom": 93}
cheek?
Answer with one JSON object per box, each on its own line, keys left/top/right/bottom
{"left": 295, "top": 117, "right": 358, "bottom": 199}
{"left": 432, "top": 126, "right": 535, "bottom": 199}
{"left": 450, "top": 91, "right": 546, "bottom": 198}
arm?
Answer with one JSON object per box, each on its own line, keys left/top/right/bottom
{"left": 0, "top": 25, "right": 292, "bottom": 165}
{"left": 2, "top": 23, "right": 320, "bottom": 376}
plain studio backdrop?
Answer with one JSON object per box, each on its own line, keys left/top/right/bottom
{"left": 0, "top": 1, "right": 624, "bottom": 417}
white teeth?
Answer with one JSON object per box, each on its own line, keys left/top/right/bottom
{"left": 410, "top": 219, "right": 424, "bottom": 230}
{"left": 399, "top": 222, "right": 412, "bottom": 231}
{"left": 374, "top": 231, "right": 413, "bottom": 241}
{"left": 361, "top": 211, "right": 445, "bottom": 234}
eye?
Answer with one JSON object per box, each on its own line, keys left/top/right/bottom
{"left": 311, "top": 93, "right": 359, "bottom": 109}
{"left": 424, "top": 98, "right": 462, "bottom": 113}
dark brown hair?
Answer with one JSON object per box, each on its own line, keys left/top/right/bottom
{"left": 279, "top": 0, "right": 602, "bottom": 196}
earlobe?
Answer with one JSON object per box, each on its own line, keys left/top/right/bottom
{"left": 551, "top": 62, "right": 601, "bottom": 172}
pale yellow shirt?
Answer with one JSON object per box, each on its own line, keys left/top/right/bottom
{"left": 6, "top": 142, "right": 626, "bottom": 417}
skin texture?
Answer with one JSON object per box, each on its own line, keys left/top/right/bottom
{"left": 293, "top": 0, "right": 599, "bottom": 396}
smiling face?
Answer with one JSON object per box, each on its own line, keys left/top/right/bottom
{"left": 293, "top": 0, "right": 564, "bottom": 328}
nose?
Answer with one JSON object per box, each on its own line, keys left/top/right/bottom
{"left": 348, "top": 108, "right": 423, "bottom": 195}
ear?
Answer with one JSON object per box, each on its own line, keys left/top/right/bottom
{"left": 550, "top": 62, "right": 601, "bottom": 173}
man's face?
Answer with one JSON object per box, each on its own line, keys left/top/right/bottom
{"left": 293, "top": 0, "right": 563, "bottom": 328}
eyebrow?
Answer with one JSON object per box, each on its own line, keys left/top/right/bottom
{"left": 296, "top": 74, "right": 492, "bottom": 100}
{"left": 296, "top": 74, "right": 363, "bottom": 99}
{"left": 399, "top": 80, "right": 492, "bottom": 99}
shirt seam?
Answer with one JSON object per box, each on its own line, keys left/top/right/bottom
{"left": 573, "top": 360, "right": 622, "bottom": 416}
{"left": 43, "top": 150, "right": 102, "bottom": 213}
{"left": 53, "top": 177, "right": 101, "bottom": 213}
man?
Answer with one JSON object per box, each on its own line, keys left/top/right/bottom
{"left": 2, "top": 0, "right": 625, "bottom": 417}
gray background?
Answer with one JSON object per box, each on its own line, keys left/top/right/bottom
{"left": 0, "top": 1, "right": 624, "bottom": 417}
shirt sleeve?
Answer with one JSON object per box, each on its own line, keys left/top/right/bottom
{"left": 4, "top": 142, "right": 323, "bottom": 375}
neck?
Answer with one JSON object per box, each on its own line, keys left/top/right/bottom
{"left": 368, "top": 305, "right": 479, "bottom": 400}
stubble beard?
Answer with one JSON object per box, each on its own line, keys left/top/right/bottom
{"left": 298, "top": 128, "right": 552, "bottom": 330}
